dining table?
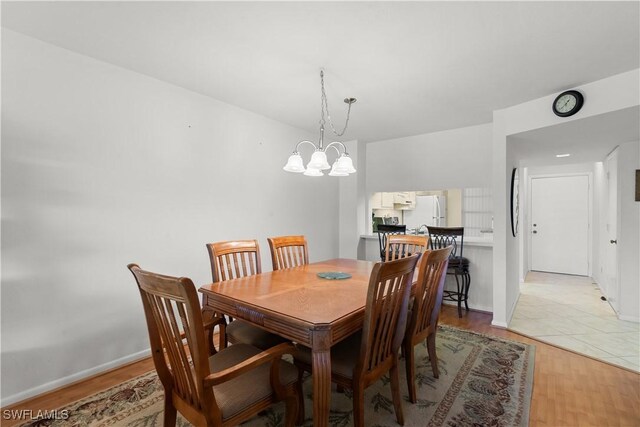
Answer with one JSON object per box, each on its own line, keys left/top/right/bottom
{"left": 199, "top": 258, "right": 377, "bottom": 427}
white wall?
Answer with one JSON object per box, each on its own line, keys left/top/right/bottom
{"left": 492, "top": 69, "right": 640, "bottom": 327}
{"left": 1, "top": 30, "right": 340, "bottom": 405}
{"left": 366, "top": 123, "right": 493, "bottom": 192}
{"left": 364, "top": 123, "right": 495, "bottom": 312}
{"left": 616, "top": 140, "right": 640, "bottom": 322}
{"left": 338, "top": 140, "right": 366, "bottom": 259}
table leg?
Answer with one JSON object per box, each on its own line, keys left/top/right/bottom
{"left": 311, "top": 326, "right": 332, "bottom": 427}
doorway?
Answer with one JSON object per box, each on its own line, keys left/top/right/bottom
{"left": 530, "top": 174, "right": 590, "bottom": 276}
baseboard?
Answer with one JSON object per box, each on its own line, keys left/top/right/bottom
{"left": 491, "top": 319, "right": 509, "bottom": 328}
{"left": 506, "top": 292, "right": 521, "bottom": 325}
{"left": 441, "top": 301, "right": 493, "bottom": 314}
{"left": 0, "top": 348, "right": 151, "bottom": 408}
{"left": 618, "top": 314, "right": 640, "bottom": 323}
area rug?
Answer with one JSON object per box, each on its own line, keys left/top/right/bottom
{"left": 19, "top": 325, "right": 535, "bottom": 427}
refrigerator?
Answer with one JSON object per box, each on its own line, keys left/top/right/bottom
{"left": 403, "top": 195, "right": 447, "bottom": 230}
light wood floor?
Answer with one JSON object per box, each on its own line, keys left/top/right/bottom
{"left": 2, "top": 305, "right": 639, "bottom": 427}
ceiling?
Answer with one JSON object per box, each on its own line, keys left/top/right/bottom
{"left": 510, "top": 106, "right": 640, "bottom": 167}
{"left": 2, "top": 1, "right": 639, "bottom": 142}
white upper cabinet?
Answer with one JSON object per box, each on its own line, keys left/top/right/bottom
{"left": 393, "top": 191, "right": 416, "bottom": 209}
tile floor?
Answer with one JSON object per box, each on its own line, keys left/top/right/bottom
{"left": 508, "top": 271, "right": 640, "bottom": 372}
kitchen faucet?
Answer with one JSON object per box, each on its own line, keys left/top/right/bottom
{"left": 417, "top": 224, "right": 428, "bottom": 234}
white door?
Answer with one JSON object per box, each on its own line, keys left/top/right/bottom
{"left": 605, "top": 151, "right": 619, "bottom": 312}
{"left": 531, "top": 175, "right": 590, "bottom": 275}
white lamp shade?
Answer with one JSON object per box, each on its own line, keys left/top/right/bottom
{"left": 329, "top": 161, "right": 349, "bottom": 176}
{"left": 307, "top": 150, "right": 331, "bottom": 170}
{"left": 334, "top": 154, "right": 356, "bottom": 174}
{"left": 283, "top": 153, "right": 306, "bottom": 173}
{"left": 303, "top": 167, "right": 323, "bottom": 177}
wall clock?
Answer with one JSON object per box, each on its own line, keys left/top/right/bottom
{"left": 552, "top": 90, "right": 584, "bottom": 117}
{"left": 510, "top": 168, "right": 519, "bottom": 237}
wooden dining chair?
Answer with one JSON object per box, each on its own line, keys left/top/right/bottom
{"left": 206, "top": 240, "right": 289, "bottom": 351}
{"left": 376, "top": 224, "right": 407, "bottom": 261}
{"left": 402, "top": 246, "right": 453, "bottom": 403}
{"left": 384, "top": 234, "right": 429, "bottom": 262}
{"left": 267, "top": 235, "right": 309, "bottom": 271}
{"left": 128, "top": 264, "right": 303, "bottom": 427}
{"left": 294, "top": 254, "right": 420, "bottom": 427}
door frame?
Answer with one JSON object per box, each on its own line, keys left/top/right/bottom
{"left": 603, "top": 148, "right": 620, "bottom": 313}
{"left": 526, "top": 172, "right": 593, "bottom": 277}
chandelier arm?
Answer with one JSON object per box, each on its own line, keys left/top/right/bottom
{"left": 326, "top": 145, "right": 342, "bottom": 158}
{"left": 324, "top": 141, "right": 348, "bottom": 155}
{"left": 294, "top": 140, "right": 319, "bottom": 153}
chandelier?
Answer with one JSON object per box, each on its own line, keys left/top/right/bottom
{"left": 283, "top": 70, "right": 357, "bottom": 177}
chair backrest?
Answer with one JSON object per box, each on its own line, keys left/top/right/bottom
{"left": 407, "top": 247, "right": 453, "bottom": 341}
{"left": 357, "top": 254, "right": 420, "bottom": 381}
{"left": 267, "top": 235, "right": 309, "bottom": 270}
{"left": 385, "top": 234, "right": 429, "bottom": 262}
{"left": 128, "top": 264, "right": 214, "bottom": 414}
{"left": 376, "top": 224, "right": 407, "bottom": 261}
{"left": 427, "top": 226, "right": 464, "bottom": 259}
{"left": 206, "top": 240, "right": 262, "bottom": 282}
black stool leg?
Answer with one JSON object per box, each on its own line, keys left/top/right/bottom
{"left": 454, "top": 270, "right": 463, "bottom": 318}
{"left": 463, "top": 269, "right": 471, "bottom": 312}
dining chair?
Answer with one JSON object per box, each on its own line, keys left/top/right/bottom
{"left": 206, "top": 240, "right": 289, "bottom": 351}
{"left": 128, "top": 264, "right": 303, "bottom": 427}
{"left": 376, "top": 224, "right": 407, "bottom": 261}
{"left": 402, "top": 246, "right": 453, "bottom": 403}
{"left": 294, "top": 254, "right": 420, "bottom": 427}
{"left": 427, "top": 226, "right": 470, "bottom": 318}
{"left": 267, "top": 235, "right": 309, "bottom": 270}
{"left": 384, "top": 234, "right": 429, "bottom": 262}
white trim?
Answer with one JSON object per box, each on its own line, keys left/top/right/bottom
{"left": 442, "top": 301, "right": 492, "bottom": 313}
{"left": 0, "top": 348, "right": 151, "bottom": 407}
{"left": 527, "top": 171, "right": 593, "bottom": 276}
{"left": 491, "top": 319, "right": 508, "bottom": 328}
{"left": 506, "top": 290, "right": 521, "bottom": 325}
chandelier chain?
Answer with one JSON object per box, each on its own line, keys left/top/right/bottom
{"left": 319, "top": 70, "right": 352, "bottom": 137}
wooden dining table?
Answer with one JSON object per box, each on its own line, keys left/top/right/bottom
{"left": 199, "top": 258, "right": 377, "bottom": 427}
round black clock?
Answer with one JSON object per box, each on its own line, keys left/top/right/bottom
{"left": 552, "top": 90, "right": 584, "bottom": 117}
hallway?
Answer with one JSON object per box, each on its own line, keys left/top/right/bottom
{"left": 509, "top": 271, "right": 639, "bottom": 372}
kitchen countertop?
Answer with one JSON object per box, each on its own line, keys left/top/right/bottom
{"left": 360, "top": 234, "right": 493, "bottom": 247}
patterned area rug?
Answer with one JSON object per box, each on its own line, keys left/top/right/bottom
{"left": 20, "top": 326, "right": 534, "bottom": 427}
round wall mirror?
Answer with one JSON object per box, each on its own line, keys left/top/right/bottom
{"left": 510, "top": 168, "right": 519, "bottom": 237}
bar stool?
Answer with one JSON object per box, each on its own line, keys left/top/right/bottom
{"left": 376, "top": 224, "right": 406, "bottom": 261}
{"left": 426, "top": 226, "right": 470, "bottom": 318}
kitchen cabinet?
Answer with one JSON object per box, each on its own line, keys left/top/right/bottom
{"left": 381, "top": 192, "right": 395, "bottom": 208}
{"left": 371, "top": 191, "right": 415, "bottom": 210}
{"left": 393, "top": 191, "right": 416, "bottom": 209}
{"left": 370, "top": 192, "right": 394, "bottom": 209}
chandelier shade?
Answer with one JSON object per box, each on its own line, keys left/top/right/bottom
{"left": 308, "top": 150, "right": 331, "bottom": 170}
{"left": 283, "top": 69, "right": 356, "bottom": 178}
{"left": 303, "top": 167, "right": 323, "bottom": 177}
{"left": 283, "top": 153, "right": 306, "bottom": 173}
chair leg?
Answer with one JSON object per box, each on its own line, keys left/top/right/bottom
{"left": 163, "top": 392, "right": 177, "bottom": 427}
{"left": 454, "top": 271, "right": 463, "bottom": 318}
{"left": 404, "top": 340, "right": 417, "bottom": 403}
{"left": 389, "top": 357, "right": 405, "bottom": 425}
{"left": 426, "top": 333, "right": 439, "bottom": 378}
{"left": 352, "top": 384, "right": 365, "bottom": 427}
{"left": 295, "top": 368, "right": 305, "bottom": 426}
{"left": 463, "top": 270, "right": 471, "bottom": 312}
{"left": 284, "top": 394, "right": 298, "bottom": 427}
